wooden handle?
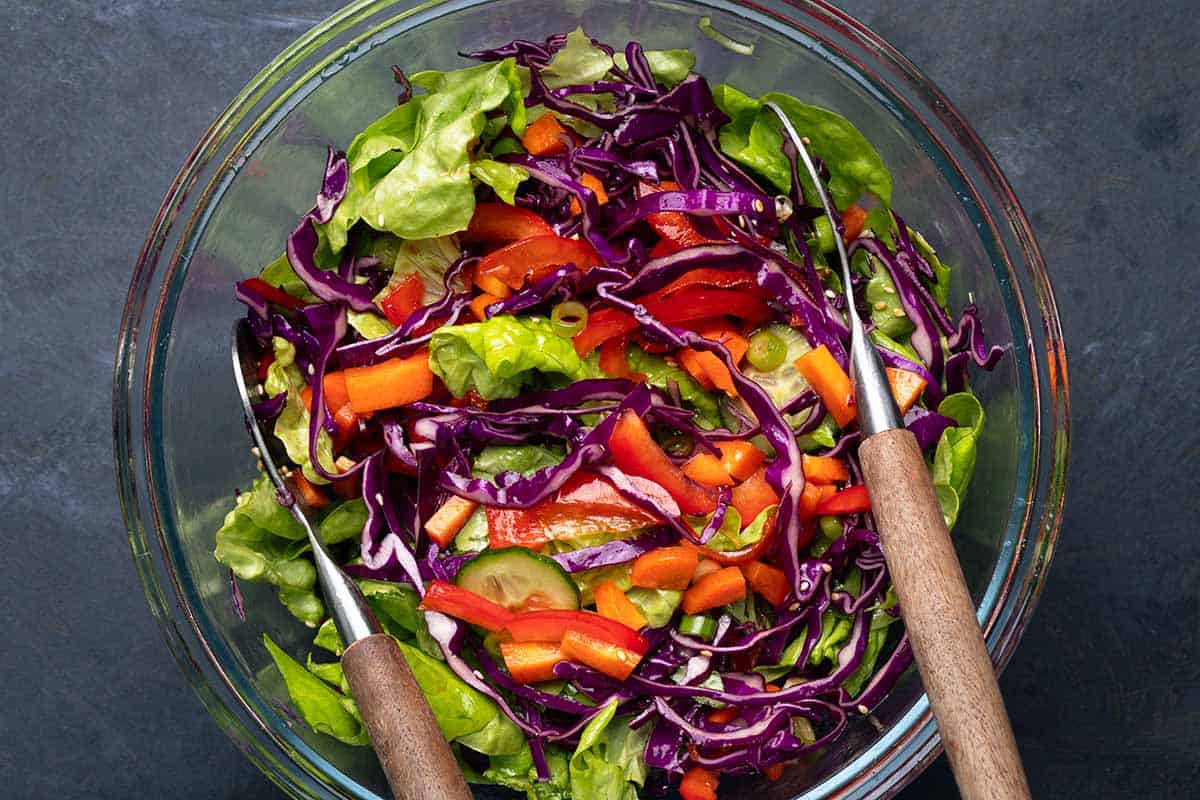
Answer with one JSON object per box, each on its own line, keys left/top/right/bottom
{"left": 859, "top": 428, "right": 1030, "bottom": 800}
{"left": 341, "top": 633, "right": 473, "bottom": 800}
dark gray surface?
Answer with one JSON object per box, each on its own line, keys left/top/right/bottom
{"left": 1, "top": 1, "right": 1196, "bottom": 798}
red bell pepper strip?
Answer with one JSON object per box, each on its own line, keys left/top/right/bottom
{"left": 574, "top": 308, "right": 640, "bottom": 357}
{"left": 598, "top": 337, "right": 644, "bottom": 381}
{"left": 420, "top": 580, "right": 516, "bottom": 632}
{"left": 485, "top": 470, "right": 665, "bottom": 551}
{"left": 814, "top": 484, "right": 872, "bottom": 516}
{"left": 653, "top": 267, "right": 764, "bottom": 300}
{"left": 461, "top": 202, "right": 555, "bottom": 243}
{"left": 609, "top": 410, "right": 719, "bottom": 515}
{"left": 239, "top": 277, "right": 308, "bottom": 311}
{"left": 503, "top": 609, "right": 648, "bottom": 655}
{"left": 378, "top": 273, "right": 425, "bottom": 326}
{"left": 476, "top": 235, "right": 602, "bottom": 291}
{"left": 256, "top": 352, "right": 275, "bottom": 383}
{"left": 638, "top": 180, "right": 712, "bottom": 253}
{"left": 730, "top": 467, "right": 779, "bottom": 524}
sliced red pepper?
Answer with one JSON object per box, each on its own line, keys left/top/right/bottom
{"left": 653, "top": 267, "right": 764, "bottom": 300}
{"left": 256, "top": 352, "right": 275, "bottom": 383}
{"left": 462, "top": 202, "right": 555, "bottom": 243}
{"left": 379, "top": 273, "right": 425, "bottom": 326}
{"left": 842, "top": 204, "right": 867, "bottom": 242}
{"left": 477, "top": 235, "right": 602, "bottom": 291}
{"left": 504, "top": 609, "right": 648, "bottom": 655}
{"left": 239, "top": 277, "right": 307, "bottom": 311}
{"left": 420, "top": 580, "right": 516, "bottom": 632}
{"left": 814, "top": 484, "right": 872, "bottom": 516}
{"left": 609, "top": 410, "right": 718, "bottom": 515}
{"left": 485, "top": 470, "right": 665, "bottom": 551}
{"left": 638, "top": 180, "right": 712, "bottom": 253}
{"left": 574, "top": 308, "right": 639, "bottom": 357}
{"left": 598, "top": 336, "right": 644, "bottom": 381}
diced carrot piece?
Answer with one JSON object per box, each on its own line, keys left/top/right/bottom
{"left": 569, "top": 172, "right": 609, "bottom": 215}
{"left": 706, "top": 707, "right": 739, "bottom": 724}
{"left": 740, "top": 561, "right": 789, "bottom": 606}
{"left": 423, "top": 496, "right": 478, "bottom": 548}
{"left": 842, "top": 204, "right": 868, "bottom": 242}
{"left": 678, "top": 347, "right": 716, "bottom": 390}
{"left": 500, "top": 641, "right": 564, "bottom": 684}
{"left": 521, "top": 114, "right": 570, "bottom": 156}
{"left": 764, "top": 763, "right": 786, "bottom": 781}
{"left": 631, "top": 547, "right": 700, "bottom": 591}
{"left": 801, "top": 453, "right": 850, "bottom": 485}
{"left": 560, "top": 629, "right": 642, "bottom": 681}
{"left": 717, "top": 441, "right": 765, "bottom": 482}
{"left": 470, "top": 293, "right": 504, "bottom": 322}
{"left": 682, "top": 566, "right": 746, "bottom": 615}
{"left": 731, "top": 468, "right": 779, "bottom": 525}
{"left": 795, "top": 345, "right": 855, "bottom": 427}
{"left": 681, "top": 451, "right": 735, "bottom": 488}
{"left": 886, "top": 367, "right": 927, "bottom": 414}
{"left": 679, "top": 766, "right": 719, "bottom": 800}
{"left": 474, "top": 269, "right": 515, "bottom": 298}
{"left": 343, "top": 350, "right": 434, "bottom": 413}
{"left": 593, "top": 580, "right": 648, "bottom": 631}
{"left": 289, "top": 470, "right": 330, "bottom": 509}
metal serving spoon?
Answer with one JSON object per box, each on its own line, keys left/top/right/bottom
{"left": 231, "top": 320, "right": 472, "bottom": 800}
{"left": 764, "top": 103, "right": 1031, "bottom": 800}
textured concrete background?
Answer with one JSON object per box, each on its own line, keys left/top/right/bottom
{"left": 1, "top": 1, "right": 1196, "bottom": 797}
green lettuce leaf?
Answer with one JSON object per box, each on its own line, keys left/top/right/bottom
{"left": 864, "top": 256, "right": 914, "bottom": 339}
{"left": 569, "top": 701, "right": 646, "bottom": 799}
{"left": 430, "top": 315, "right": 597, "bottom": 400}
{"left": 626, "top": 588, "right": 683, "bottom": 628}
{"left": 259, "top": 254, "right": 316, "bottom": 300}
{"left": 626, "top": 345, "right": 722, "bottom": 429}
{"left": 909, "top": 226, "right": 952, "bottom": 309}
{"left": 396, "top": 640, "right": 524, "bottom": 754}
{"left": 265, "top": 336, "right": 337, "bottom": 485}
{"left": 712, "top": 84, "right": 892, "bottom": 209}
{"left": 542, "top": 27, "right": 614, "bottom": 89}
{"left": 316, "top": 499, "right": 368, "bottom": 545}
{"left": 263, "top": 634, "right": 369, "bottom": 745}
{"left": 931, "top": 392, "right": 984, "bottom": 529}
{"left": 842, "top": 607, "right": 900, "bottom": 696}
{"left": 473, "top": 444, "right": 566, "bottom": 477}
{"left": 612, "top": 49, "right": 696, "bottom": 87}
{"left": 471, "top": 159, "right": 529, "bottom": 204}
{"left": 484, "top": 745, "right": 572, "bottom": 799}
{"left": 213, "top": 476, "right": 323, "bottom": 624}
{"left": 690, "top": 504, "right": 774, "bottom": 553}
{"left": 347, "top": 310, "right": 394, "bottom": 340}
{"left": 317, "top": 58, "right": 527, "bottom": 249}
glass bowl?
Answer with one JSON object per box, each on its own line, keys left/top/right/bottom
{"left": 113, "top": 0, "right": 1069, "bottom": 797}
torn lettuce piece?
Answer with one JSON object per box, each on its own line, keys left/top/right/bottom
{"left": 263, "top": 634, "right": 369, "bottom": 745}
{"left": 429, "top": 315, "right": 597, "bottom": 400}
{"left": 626, "top": 345, "right": 722, "bottom": 429}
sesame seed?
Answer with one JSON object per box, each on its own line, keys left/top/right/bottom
{"left": 831, "top": 592, "right": 845, "bottom": 601}
{"left": 873, "top": 301, "right": 888, "bottom": 311}
{"left": 821, "top": 563, "right": 832, "bottom": 573}
{"left": 892, "top": 308, "right": 906, "bottom": 318}
{"left": 801, "top": 136, "right": 811, "bottom": 145}
{"left": 374, "top": 492, "right": 384, "bottom": 505}
{"left": 798, "top": 581, "right": 810, "bottom": 593}
{"left": 700, "top": 650, "right": 713, "bottom": 658}
{"left": 306, "top": 364, "right": 315, "bottom": 376}
{"left": 753, "top": 198, "right": 764, "bottom": 213}
{"left": 882, "top": 285, "right": 896, "bottom": 294}
{"left": 825, "top": 289, "right": 836, "bottom": 299}
{"left": 857, "top": 704, "right": 869, "bottom": 714}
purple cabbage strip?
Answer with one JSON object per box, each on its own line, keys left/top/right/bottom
{"left": 284, "top": 149, "right": 379, "bottom": 312}
{"left": 551, "top": 527, "right": 676, "bottom": 573}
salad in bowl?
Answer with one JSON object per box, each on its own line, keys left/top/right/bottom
{"left": 218, "top": 27, "right": 1002, "bottom": 799}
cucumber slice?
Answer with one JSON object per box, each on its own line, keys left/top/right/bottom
{"left": 455, "top": 546, "right": 580, "bottom": 612}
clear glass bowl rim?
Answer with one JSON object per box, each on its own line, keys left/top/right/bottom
{"left": 113, "top": 1, "right": 1070, "bottom": 798}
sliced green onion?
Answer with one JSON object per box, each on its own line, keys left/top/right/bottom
{"left": 550, "top": 301, "right": 588, "bottom": 337}
{"left": 813, "top": 215, "right": 836, "bottom": 253}
{"left": 698, "top": 16, "right": 756, "bottom": 56}
{"left": 746, "top": 330, "right": 787, "bottom": 371}
{"left": 679, "top": 614, "right": 718, "bottom": 641}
